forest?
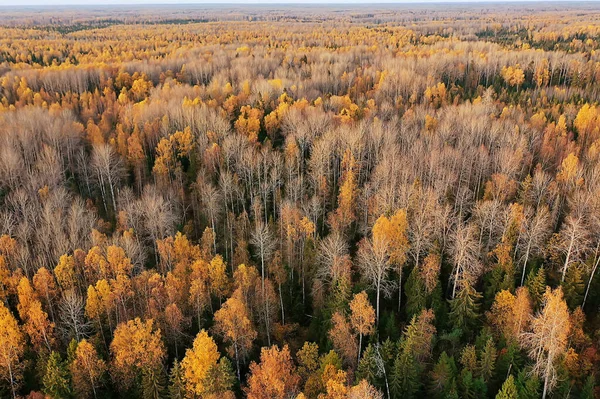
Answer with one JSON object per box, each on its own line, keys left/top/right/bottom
{"left": 1, "top": 2, "right": 600, "bottom": 398}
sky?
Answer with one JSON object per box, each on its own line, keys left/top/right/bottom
{"left": 0, "top": 0, "right": 578, "bottom": 5}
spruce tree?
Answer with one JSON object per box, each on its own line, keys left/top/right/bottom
{"left": 429, "top": 352, "right": 457, "bottom": 399}
{"left": 390, "top": 350, "right": 419, "bottom": 399}
{"left": 43, "top": 351, "right": 71, "bottom": 399}
{"left": 495, "top": 374, "right": 518, "bottom": 399}
{"left": 357, "top": 344, "right": 380, "bottom": 387}
{"left": 142, "top": 365, "right": 167, "bottom": 399}
{"left": 169, "top": 360, "right": 186, "bottom": 399}
{"left": 405, "top": 267, "right": 426, "bottom": 321}
{"left": 515, "top": 368, "right": 540, "bottom": 399}
{"left": 479, "top": 337, "right": 497, "bottom": 383}
{"left": 563, "top": 264, "right": 584, "bottom": 308}
{"left": 525, "top": 267, "right": 546, "bottom": 309}
{"left": 449, "top": 281, "right": 482, "bottom": 332}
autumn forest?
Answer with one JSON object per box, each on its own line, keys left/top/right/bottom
{"left": 1, "top": 3, "right": 600, "bottom": 398}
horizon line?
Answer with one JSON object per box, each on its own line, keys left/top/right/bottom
{"left": 3, "top": 0, "right": 600, "bottom": 6}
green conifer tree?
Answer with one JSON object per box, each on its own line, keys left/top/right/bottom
{"left": 43, "top": 351, "right": 71, "bottom": 399}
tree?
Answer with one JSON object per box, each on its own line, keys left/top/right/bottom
{"left": 349, "top": 291, "right": 375, "bottom": 363}
{"left": 449, "top": 280, "right": 482, "bottom": 333}
{"left": 357, "top": 233, "right": 393, "bottom": 325}
{"left": 449, "top": 223, "right": 482, "bottom": 298}
{"left": 429, "top": 352, "right": 457, "bottom": 399}
{"left": 43, "top": 351, "right": 71, "bottom": 399}
{"left": 59, "top": 289, "right": 92, "bottom": 341}
{"left": 356, "top": 345, "right": 379, "bottom": 387}
{"left": 71, "top": 339, "right": 106, "bottom": 399}
{"left": 487, "top": 288, "right": 532, "bottom": 343}
{"left": 401, "top": 309, "right": 437, "bottom": 362}
{"left": 250, "top": 221, "right": 276, "bottom": 294}
{"left": 213, "top": 296, "right": 257, "bottom": 380}
{"left": 142, "top": 364, "right": 167, "bottom": 399}
{"left": 517, "top": 206, "right": 550, "bottom": 285}
{"left": 405, "top": 267, "right": 426, "bottom": 321}
{"left": 169, "top": 360, "right": 186, "bottom": 399}
{"left": 348, "top": 379, "right": 383, "bottom": 399}
{"left": 0, "top": 302, "right": 25, "bottom": 399}
{"left": 394, "top": 351, "right": 421, "bottom": 399}
{"left": 495, "top": 374, "right": 517, "bottom": 399}
{"left": 479, "top": 337, "right": 497, "bottom": 383}
{"left": 372, "top": 210, "right": 410, "bottom": 311}
{"left": 521, "top": 287, "right": 571, "bottom": 399}
{"left": 245, "top": 345, "right": 300, "bottom": 399}
{"left": 110, "top": 318, "right": 166, "bottom": 389}
{"left": 181, "top": 329, "right": 234, "bottom": 398}
{"left": 17, "top": 277, "right": 55, "bottom": 351}
{"left": 91, "top": 143, "right": 124, "bottom": 214}
{"left": 329, "top": 148, "right": 359, "bottom": 233}
{"left": 501, "top": 65, "right": 525, "bottom": 89}
{"left": 329, "top": 312, "right": 358, "bottom": 369}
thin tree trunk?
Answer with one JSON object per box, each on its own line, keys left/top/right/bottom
{"left": 562, "top": 234, "right": 575, "bottom": 282}
{"left": 235, "top": 343, "right": 241, "bottom": 381}
{"left": 521, "top": 240, "right": 532, "bottom": 286}
{"left": 358, "top": 332, "right": 363, "bottom": 364}
{"left": 583, "top": 245, "right": 600, "bottom": 308}
{"left": 398, "top": 267, "right": 403, "bottom": 312}
{"left": 7, "top": 356, "right": 16, "bottom": 399}
{"left": 279, "top": 283, "right": 285, "bottom": 324}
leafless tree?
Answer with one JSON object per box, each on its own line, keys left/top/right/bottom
{"left": 58, "top": 289, "right": 93, "bottom": 342}
{"left": 449, "top": 222, "right": 482, "bottom": 298}
{"left": 517, "top": 206, "right": 551, "bottom": 285}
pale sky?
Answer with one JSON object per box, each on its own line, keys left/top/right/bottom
{"left": 0, "top": 0, "right": 576, "bottom": 5}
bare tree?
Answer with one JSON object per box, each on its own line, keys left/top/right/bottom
{"left": 58, "top": 289, "right": 92, "bottom": 342}
{"left": 517, "top": 206, "right": 551, "bottom": 285}
{"left": 250, "top": 221, "right": 276, "bottom": 293}
{"left": 357, "top": 236, "right": 395, "bottom": 324}
{"left": 552, "top": 214, "right": 590, "bottom": 282}
{"left": 91, "top": 144, "right": 124, "bottom": 214}
{"left": 449, "top": 223, "right": 482, "bottom": 298}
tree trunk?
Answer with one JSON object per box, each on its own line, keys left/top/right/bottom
{"left": 562, "top": 234, "right": 575, "bottom": 282}
{"left": 542, "top": 354, "right": 552, "bottom": 399}
{"left": 358, "top": 332, "right": 363, "bottom": 365}
{"left": 398, "top": 267, "right": 403, "bottom": 312}
{"left": 376, "top": 280, "right": 381, "bottom": 325}
{"left": 583, "top": 245, "right": 600, "bottom": 308}
{"left": 452, "top": 262, "right": 461, "bottom": 298}
{"left": 279, "top": 283, "right": 285, "bottom": 324}
{"left": 521, "top": 240, "right": 532, "bottom": 286}
{"left": 8, "top": 357, "right": 16, "bottom": 399}
{"left": 235, "top": 343, "right": 241, "bottom": 381}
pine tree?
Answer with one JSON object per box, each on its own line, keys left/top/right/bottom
{"left": 379, "top": 338, "right": 397, "bottom": 372}
{"left": 356, "top": 344, "right": 379, "bottom": 387}
{"left": 479, "top": 337, "right": 497, "bottom": 383}
{"left": 168, "top": 360, "right": 186, "bottom": 399}
{"left": 429, "top": 352, "right": 457, "bottom": 399}
{"left": 142, "top": 365, "right": 167, "bottom": 399}
{"left": 459, "top": 370, "right": 476, "bottom": 399}
{"left": 405, "top": 267, "right": 426, "bottom": 321}
{"left": 515, "top": 368, "right": 540, "bottom": 399}
{"left": 525, "top": 267, "right": 546, "bottom": 309}
{"left": 205, "top": 358, "right": 236, "bottom": 398}
{"left": 390, "top": 350, "right": 419, "bottom": 399}
{"left": 579, "top": 375, "right": 595, "bottom": 399}
{"left": 430, "top": 283, "right": 449, "bottom": 331}
{"left": 449, "top": 281, "right": 481, "bottom": 333}
{"left": 495, "top": 375, "right": 517, "bottom": 399}
{"left": 43, "top": 351, "right": 71, "bottom": 399}
{"left": 563, "top": 264, "right": 584, "bottom": 308}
